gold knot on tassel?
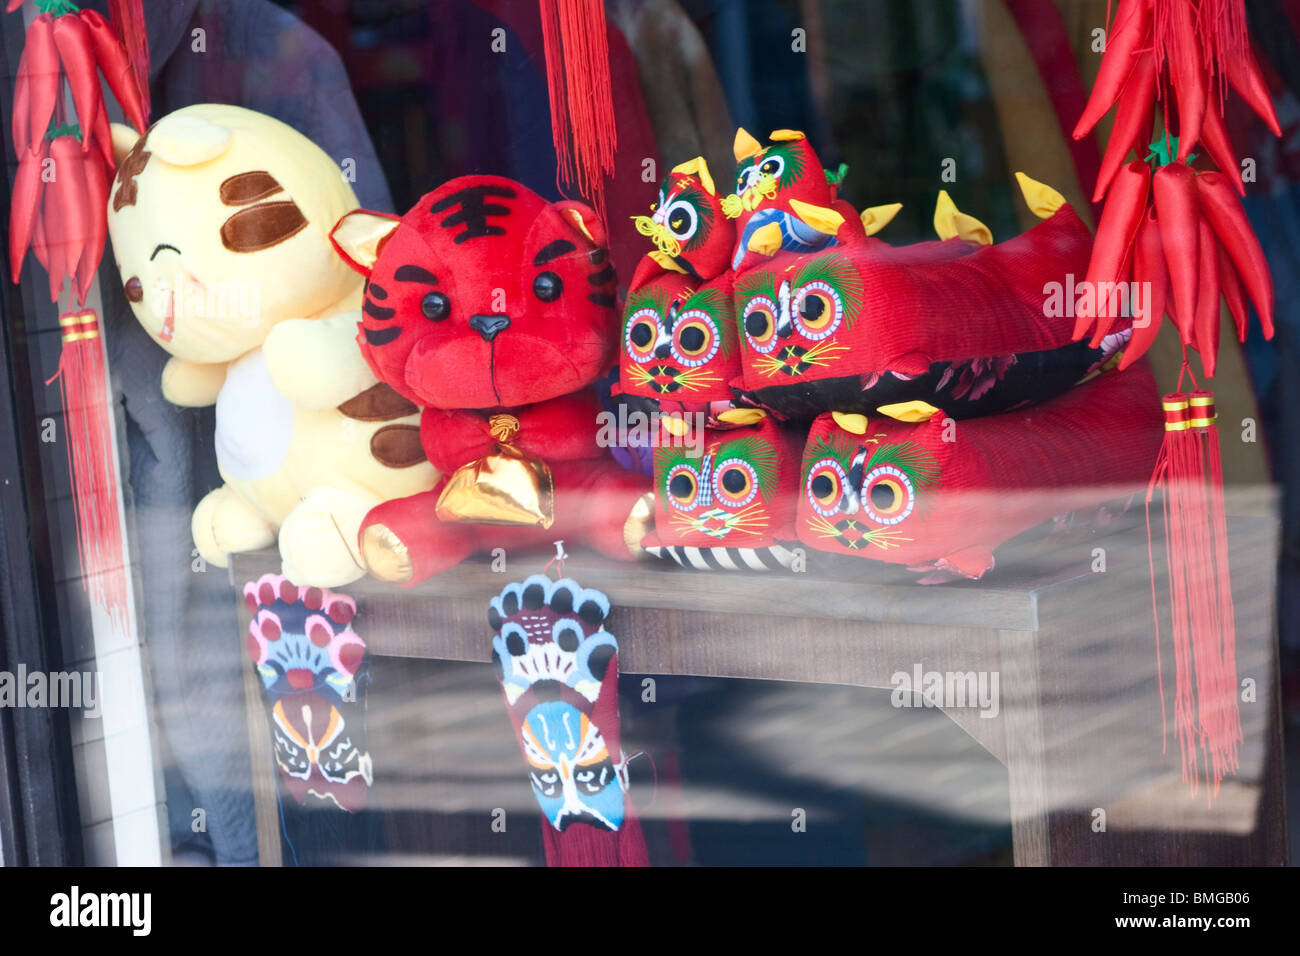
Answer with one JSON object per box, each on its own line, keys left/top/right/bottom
{"left": 488, "top": 413, "right": 521, "bottom": 442}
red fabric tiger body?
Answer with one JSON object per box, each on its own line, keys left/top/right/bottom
{"left": 331, "top": 175, "right": 651, "bottom": 584}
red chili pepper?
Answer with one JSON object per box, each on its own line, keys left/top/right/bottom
{"left": 77, "top": 156, "right": 109, "bottom": 303}
{"left": 1076, "top": 159, "right": 1150, "bottom": 341}
{"left": 8, "top": 146, "right": 42, "bottom": 283}
{"left": 50, "top": 136, "right": 91, "bottom": 296}
{"left": 1225, "top": 43, "right": 1282, "bottom": 138}
{"left": 1120, "top": 207, "right": 1167, "bottom": 369}
{"left": 87, "top": 88, "right": 115, "bottom": 173}
{"left": 1074, "top": 0, "right": 1151, "bottom": 140}
{"left": 1193, "top": 218, "right": 1220, "bottom": 378}
{"left": 1199, "top": 103, "right": 1243, "bottom": 197}
{"left": 1168, "top": 0, "right": 1206, "bottom": 162}
{"left": 1094, "top": 50, "right": 1157, "bottom": 202}
{"left": 42, "top": 177, "right": 67, "bottom": 303}
{"left": 13, "top": 14, "right": 59, "bottom": 157}
{"left": 52, "top": 14, "right": 104, "bottom": 156}
{"left": 1216, "top": 242, "right": 1248, "bottom": 344}
{"left": 31, "top": 201, "right": 49, "bottom": 274}
{"left": 79, "top": 9, "right": 148, "bottom": 133}
{"left": 1195, "top": 170, "right": 1274, "bottom": 339}
{"left": 1152, "top": 162, "right": 1200, "bottom": 344}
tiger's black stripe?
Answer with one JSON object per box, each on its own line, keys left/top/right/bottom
{"left": 430, "top": 185, "right": 516, "bottom": 244}
{"left": 534, "top": 239, "right": 576, "bottom": 266}
{"left": 363, "top": 326, "right": 402, "bottom": 346}
{"left": 588, "top": 264, "right": 616, "bottom": 286}
{"left": 364, "top": 300, "right": 395, "bottom": 320}
{"left": 588, "top": 292, "right": 617, "bottom": 308}
{"left": 394, "top": 264, "right": 437, "bottom": 284}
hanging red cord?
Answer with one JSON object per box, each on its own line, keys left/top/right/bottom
{"left": 539, "top": 0, "right": 617, "bottom": 224}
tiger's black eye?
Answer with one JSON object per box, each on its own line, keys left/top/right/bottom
{"left": 630, "top": 323, "right": 653, "bottom": 347}
{"left": 669, "top": 213, "right": 686, "bottom": 232}
{"left": 421, "top": 291, "right": 450, "bottom": 321}
{"left": 745, "top": 312, "right": 770, "bottom": 337}
{"left": 811, "top": 474, "right": 834, "bottom": 499}
{"left": 801, "top": 296, "right": 825, "bottom": 320}
{"left": 669, "top": 473, "right": 694, "bottom": 499}
{"left": 761, "top": 159, "right": 779, "bottom": 174}
{"left": 722, "top": 468, "right": 746, "bottom": 494}
{"left": 533, "top": 271, "right": 563, "bottom": 302}
{"left": 680, "top": 326, "right": 705, "bottom": 352}
{"left": 870, "top": 483, "right": 896, "bottom": 509}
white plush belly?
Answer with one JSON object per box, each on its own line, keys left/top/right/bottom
{"left": 215, "top": 351, "right": 295, "bottom": 481}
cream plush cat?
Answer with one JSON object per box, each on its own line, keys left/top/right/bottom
{"left": 106, "top": 104, "right": 437, "bottom": 585}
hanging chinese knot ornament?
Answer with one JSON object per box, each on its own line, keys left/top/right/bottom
{"left": 7, "top": 0, "right": 150, "bottom": 626}
{"left": 1073, "top": 0, "right": 1279, "bottom": 800}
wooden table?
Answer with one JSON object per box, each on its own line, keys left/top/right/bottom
{"left": 232, "top": 510, "right": 1287, "bottom": 866}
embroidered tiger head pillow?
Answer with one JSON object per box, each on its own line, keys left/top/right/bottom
{"left": 106, "top": 104, "right": 363, "bottom": 365}
{"left": 329, "top": 175, "right": 618, "bottom": 410}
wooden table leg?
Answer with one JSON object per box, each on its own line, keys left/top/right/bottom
{"left": 237, "top": 598, "right": 284, "bottom": 867}
{"left": 998, "top": 627, "right": 1051, "bottom": 866}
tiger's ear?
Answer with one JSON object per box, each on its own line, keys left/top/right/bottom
{"left": 672, "top": 156, "right": 715, "bottom": 195}
{"left": 734, "top": 127, "right": 762, "bottom": 162}
{"left": 330, "top": 209, "right": 401, "bottom": 276}
{"left": 553, "top": 200, "right": 607, "bottom": 250}
{"left": 110, "top": 122, "right": 141, "bottom": 166}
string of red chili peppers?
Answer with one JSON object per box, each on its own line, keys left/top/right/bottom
{"left": 8, "top": 0, "right": 148, "bottom": 304}
{"left": 1071, "top": 0, "right": 1278, "bottom": 379}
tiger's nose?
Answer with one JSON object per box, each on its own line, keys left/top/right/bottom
{"left": 469, "top": 313, "right": 510, "bottom": 342}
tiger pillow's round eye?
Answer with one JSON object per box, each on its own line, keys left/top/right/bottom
{"left": 806, "top": 458, "right": 849, "bottom": 517}
{"left": 421, "top": 291, "right": 450, "bottom": 321}
{"left": 663, "top": 199, "right": 698, "bottom": 240}
{"left": 712, "top": 458, "right": 758, "bottom": 507}
{"left": 666, "top": 465, "right": 699, "bottom": 510}
{"left": 624, "top": 308, "right": 660, "bottom": 364}
{"left": 533, "top": 271, "right": 563, "bottom": 302}
{"left": 742, "top": 295, "right": 779, "bottom": 353}
{"left": 861, "top": 464, "right": 915, "bottom": 525}
{"left": 759, "top": 155, "right": 785, "bottom": 180}
{"left": 793, "top": 280, "right": 843, "bottom": 340}
{"left": 670, "top": 310, "right": 719, "bottom": 368}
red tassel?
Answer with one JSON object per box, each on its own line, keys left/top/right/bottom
{"left": 46, "top": 311, "right": 129, "bottom": 630}
{"left": 1146, "top": 385, "right": 1241, "bottom": 801}
{"left": 538, "top": 0, "right": 617, "bottom": 223}
{"left": 108, "top": 0, "right": 151, "bottom": 123}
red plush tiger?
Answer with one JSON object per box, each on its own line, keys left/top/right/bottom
{"left": 330, "top": 176, "right": 652, "bottom": 584}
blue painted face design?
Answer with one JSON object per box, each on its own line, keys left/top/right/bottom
{"left": 520, "top": 700, "right": 625, "bottom": 831}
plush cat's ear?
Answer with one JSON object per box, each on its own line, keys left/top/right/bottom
{"left": 110, "top": 122, "right": 141, "bottom": 166}
{"left": 552, "top": 200, "right": 607, "bottom": 250}
{"left": 148, "top": 112, "right": 234, "bottom": 166}
{"left": 330, "top": 209, "right": 401, "bottom": 276}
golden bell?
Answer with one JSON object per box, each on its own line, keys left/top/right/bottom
{"left": 435, "top": 443, "right": 555, "bottom": 528}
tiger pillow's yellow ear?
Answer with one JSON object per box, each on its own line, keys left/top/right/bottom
{"left": 734, "top": 127, "right": 762, "bottom": 162}
{"left": 672, "top": 156, "right": 715, "bottom": 195}
{"left": 330, "top": 209, "right": 401, "bottom": 277}
{"left": 110, "top": 122, "right": 141, "bottom": 166}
